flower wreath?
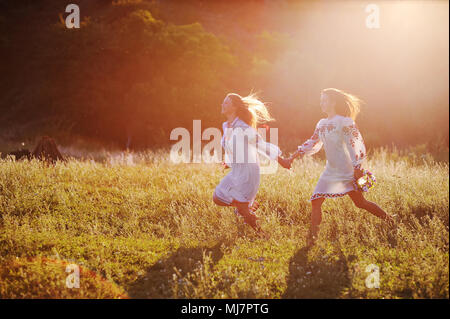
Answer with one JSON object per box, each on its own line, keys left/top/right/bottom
{"left": 353, "top": 169, "right": 376, "bottom": 192}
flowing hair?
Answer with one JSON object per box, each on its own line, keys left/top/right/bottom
{"left": 226, "top": 92, "right": 274, "bottom": 128}
{"left": 322, "top": 88, "right": 364, "bottom": 120}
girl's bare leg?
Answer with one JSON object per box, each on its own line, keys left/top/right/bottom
{"left": 233, "top": 201, "right": 260, "bottom": 230}
{"left": 213, "top": 194, "right": 258, "bottom": 211}
{"left": 249, "top": 200, "right": 259, "bottom": 213}
{"left": 234, "top": 201, "right": 268, "bottom": 238}
{"left": 310, "top": 197, "right": 325, "bottom": 242}
{"left": 348, "top": 191, "right": 394, "bottom": 223}
{"left": 213, "top": 193, "right": 266, "bottom": 236}
{"left": 213, "top": 193, "right": 230, "bottom": 206}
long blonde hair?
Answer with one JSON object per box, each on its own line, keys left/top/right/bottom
{"left": 226, "top": 92, "right": 274, "bottom": 128}
{"left": 322, "top": 88, "right": 363, "bottom": 120}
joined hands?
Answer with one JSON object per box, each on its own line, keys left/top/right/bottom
{"left": 277, "top": 156, "right": 292, "bottom": 170}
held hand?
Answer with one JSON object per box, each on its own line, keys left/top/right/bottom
{"left": 286, "top": 156, "right": 295, "bottom": 167}
{"left": 293, "top": 150, "right": 304, "bottom": 160}
{"left": 354, "top": 167, "right": 364, "bottom": 180}
{"left": 287, "top": 151, "right": 302, "bottom": 164}
{"left": 277, "top": 156, "right": 292, "bottom": 170}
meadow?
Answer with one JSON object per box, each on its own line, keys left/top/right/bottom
{"left": 0, "top": 148, "right": 448, "bottom": 299}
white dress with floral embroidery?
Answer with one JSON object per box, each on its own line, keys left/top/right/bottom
{"left": 214, "top": 117, "right": 281, "bottom": 205}
{"left": 297, "top": 115, "right": 366, "bottom": 201}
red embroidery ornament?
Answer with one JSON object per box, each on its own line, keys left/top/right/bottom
{"left": 310, "top": 190, "right": 355, "bottom": 201}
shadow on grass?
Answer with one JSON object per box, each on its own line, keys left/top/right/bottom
{"left": 282, "top": 244, "right": 352, "bottom": 298}
{"left": 127, "top": 243, "right": 224, "bottom": 298}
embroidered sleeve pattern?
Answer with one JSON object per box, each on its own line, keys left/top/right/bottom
{"left": 297, "top": 123, "right": 323, "bottom": 156}
{"left": 342, "top": 120, "right": 366, "bottom": 169}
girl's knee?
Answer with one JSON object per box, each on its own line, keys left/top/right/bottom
{"left": 213, "top": 193, "right": 225, "bottom": 206}
{"left": 212, "top": 194, "right": 219, "bottom": 205}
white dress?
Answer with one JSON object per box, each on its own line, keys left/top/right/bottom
{"left": 298, "top": 115, "right": 367, "bottom": 201}
{"left": 214, "top": 117, "right": 281, "bottom": 204}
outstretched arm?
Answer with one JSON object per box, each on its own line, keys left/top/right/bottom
{"left": 255, "top": 135, "right": 282, "bottom": 161}
{"left": 252, "top": 129, "right": 292, "bottom": 170}
{"left": 221, "top": 122, "right": 232, "bottom": 168}
{"left": 277, "top": 155, "right": 291, "bottom": 169}
{"left": 289, "top": 123, "right": 323, "bottom": 163}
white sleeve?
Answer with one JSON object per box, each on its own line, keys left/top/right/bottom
{"left": 255, "top": 132, "right": 281, "bottom": 161}
{"left": 342, "top": 117, "right": 366, "bottom": 169}
{"left": 221, "top": 122, "right": 227, "bottom": 149}
{"left": 221, "top": 122, "right": 233, "bottom": 165}
{"left": 297, "top": 121, "right": 323, "bottom": 156}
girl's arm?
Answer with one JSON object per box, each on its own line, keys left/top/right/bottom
{"left": 253, "top": 129, "right": 291, "bottom": 169}
{"left": 289, "top": 122, "right": 323, "bottom": 162}
{"left": 342, "top": 118, "right": 366, "bottom": 177}
{"left": 289, "top": 149, "right": 304, "bottom": 161}
{"left": 221, "top": 122, "right": 232, "bottom": 168}
{"left": 255, "top": 130, "right": 282, "bottom": 161}
{"left": 277, "top": 156, "right": 291, "bottom": 169}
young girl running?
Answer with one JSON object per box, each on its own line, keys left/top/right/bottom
{"left": 213, "top": 93, "right": 291, "bottom": 236}
{"left": 288, "top": 88, "right": 395, "bottom": 243}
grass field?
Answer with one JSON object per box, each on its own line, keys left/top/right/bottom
{"left": 0, "top": 149, "right": 448, "bottom": 299}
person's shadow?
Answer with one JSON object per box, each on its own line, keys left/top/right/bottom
{"left": 127, "top": 243, "right": 224, "bottom": 298}
{"left": 282, "top": 243, "right": 352, "bottom": 298}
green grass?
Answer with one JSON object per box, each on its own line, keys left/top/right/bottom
{"left": 0, "top": 149, "right": 448, "bottom": 298}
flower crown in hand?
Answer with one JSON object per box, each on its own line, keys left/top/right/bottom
{"left": 354, "top": 169, "right": 376, "bottom": 192}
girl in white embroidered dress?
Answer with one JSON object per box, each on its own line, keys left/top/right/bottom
{"left": 213, "top": 93, "right": 291, "bottom": 236}
{"left": 288, "top": 88, "right": 394, "bottom": 243}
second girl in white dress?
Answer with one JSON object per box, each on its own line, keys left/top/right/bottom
{"left": 289, "top": 88, "right": 395, "bottom": 243}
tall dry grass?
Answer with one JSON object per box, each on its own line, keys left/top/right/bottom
{"left": 0, "top": 148, "right": 448, "bottom": 298}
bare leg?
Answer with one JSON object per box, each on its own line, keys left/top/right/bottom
{"left": 249, "top": 200, "right": 259, "bottom": 213}
{"left": 213, "top": 193, "right": 265, "bottom": 236}
{"left": 213, "top": 193, "right": 230, "bottom": 207}
{"left": 348, "top": 191, "right": 394, "bottom": 223}
{"left": 233, "top": 200, "right": 266, "bottom": 233}
{"left": 309, "top": 197, "right": 325, "bottom": 243}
